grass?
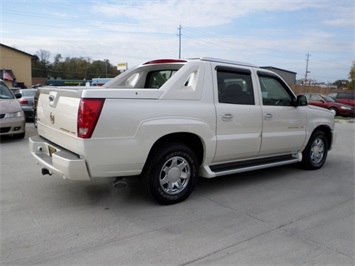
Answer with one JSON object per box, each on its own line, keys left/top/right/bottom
{"left": 335, "top": 116, "right": 355, "bottom": 122}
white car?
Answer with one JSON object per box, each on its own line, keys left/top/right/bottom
{"left": 29, "top": 58, "right": 336, "bottom": 204}
{"left": 0, "top": 79, "right": 26, "bottom": 139}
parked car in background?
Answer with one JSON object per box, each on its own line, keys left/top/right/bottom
{"left": 33, "top": 89, "right": 40, "bottom": 128}
{"left": 0, "top": 79, "right": 26, "bottom": 139}
{"left": 304, "top": 93, "right": 355, "bottom": 117}
{"left": 17, "top": 88, "right": 37, "bottom": 120}
{"left": 10, "top": 88, "right": 18, "bottom": 94}
{"left": 327, "top": 91, "right": 355, "bottom": 107}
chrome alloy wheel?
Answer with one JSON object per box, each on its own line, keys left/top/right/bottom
{"left": 310, "top": 138, "right": 325, "bottom": 165}
{"left": 159, "top": 156, "right": 191, "bottom": 195}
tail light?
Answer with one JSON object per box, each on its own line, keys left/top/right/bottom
{"left": 19, "top": 99, "right": 28, "bottom": 105}
{"left": 77, "top": 98, "right": 105, "bottom": 138}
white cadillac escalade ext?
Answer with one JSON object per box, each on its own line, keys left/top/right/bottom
{"left": 29, "top": 57, "right": 336, "bottom": 204}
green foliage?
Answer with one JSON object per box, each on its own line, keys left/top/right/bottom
{"left": 32, "top": 50, "right": 121, "bottom": 79}
{"left": 348, "top": 64, "right": 355, "bottom": 90}
{"left": 333, "top": 79, "right": 349, "bottom": 89}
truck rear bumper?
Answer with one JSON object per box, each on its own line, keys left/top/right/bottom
{"left": 29, "top": 136, "right": 91, "bottom": 181}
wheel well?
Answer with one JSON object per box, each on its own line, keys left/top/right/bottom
{"left": 314, "top": 126, "right": 333, "bottom": 150}
{"left": 328, "top": 107, "right": 338, "bottom": 114}
{"left": 149, "top": 133, "right": 204, "bottom": 165}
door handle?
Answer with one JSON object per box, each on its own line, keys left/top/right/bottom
{"left": 222, "top": 113, "right": 233, "bottom": 121}
{"left": 264, "top": 113, "right": 273, "bottom": 119}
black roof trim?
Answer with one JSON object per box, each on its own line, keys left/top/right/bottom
{"left": 260, "top": 66, "right": 297, "bottom": 74}
{"left": 215, "top": 65, "right": 251, "bottom": 74}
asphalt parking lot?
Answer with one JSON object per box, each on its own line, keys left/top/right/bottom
{"left": 1, "top": 122, "right": 354, "bottom": 265}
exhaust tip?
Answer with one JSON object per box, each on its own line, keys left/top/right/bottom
{"left": 41, "top": 168, "right": 52, "bottom": 176}
{"left": 113, "top": 178, "right": 128, "bottom": 190}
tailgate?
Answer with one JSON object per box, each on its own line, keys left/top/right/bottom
{"left": 37, "top": 87, "right": 82, "bottom": 153}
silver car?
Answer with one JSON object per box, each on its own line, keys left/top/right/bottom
{"left": 17, "top": 88, "right": 37, "bottom": 120}
{"left": 0, "top": 79, "right": 26, "bottom": 139}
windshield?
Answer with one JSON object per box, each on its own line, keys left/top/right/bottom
{"left": 321, "top": 95, "right": 336, "bottom": 102}
{"left": 0, "top": 81, "right": 15, "bottom": 99}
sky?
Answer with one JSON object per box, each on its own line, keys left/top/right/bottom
{"left": 0, "top": 0, "right": 353, "bottom": 83}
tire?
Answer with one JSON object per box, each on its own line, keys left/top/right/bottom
{"left": 142, "top": 143, "right": 198, "bottom": 205}
{"left": 300, "top": 130, "right": 328, "bottom": 170}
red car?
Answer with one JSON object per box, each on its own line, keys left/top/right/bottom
{"left": 327, "top": 91, "right": 355, "bottom": 107}
{"left": 304, "top": 93, "right": 355, "bottom": 117}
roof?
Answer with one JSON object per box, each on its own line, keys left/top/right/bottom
{"left": 260, "top": 66, "right": 297, "bottom": 75}
{"left": 0, "top": 43, "right": 36, "bottom": 59}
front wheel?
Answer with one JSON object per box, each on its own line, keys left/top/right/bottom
{"left": 328, "top": 107, "right": 338, "bottom": 116}
{"left": 300, "top": 130, "right": 328, "bottom": 170}
{"left": 142, "top": 143, "right": 198, "bottom": 205}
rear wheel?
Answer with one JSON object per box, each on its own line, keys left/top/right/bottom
{"left": 300, "top": 130, "right": 328, "bottom": 170}
{"left": 142, "top": 143, "right": 198, "bottom": 205}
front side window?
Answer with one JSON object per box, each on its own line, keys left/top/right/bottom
{"left": 217, "top": 70, "right": 254, "bottom": 105}
{"left": 259, "top": 75, "right": 293, "bottom": 106}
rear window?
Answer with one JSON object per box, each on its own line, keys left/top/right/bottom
{"left": 20, "top": 90, "right": 37, "bottom": 97}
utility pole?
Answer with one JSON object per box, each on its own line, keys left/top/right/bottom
{"left": 304, "top": 53, "right": 311, "bottom": 85}
{"left": 104, "top": 59, "right": 108, "bottom": 78}
{"left": 177, "top": 24, "right": 182, "bottom": 59}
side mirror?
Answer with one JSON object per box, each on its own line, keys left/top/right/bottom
{"left": 294, "top": 95, "right": 308, "bottom": 107}
{"left": 14, "top": 92, "right": 22, "bottom": 99}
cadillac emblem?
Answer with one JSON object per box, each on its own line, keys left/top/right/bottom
{"left": 50, "top": 112, "right": 55, "bottom": 124}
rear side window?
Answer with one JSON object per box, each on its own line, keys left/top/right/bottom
{"left": 145, "top": 70, "right": 178, "bottom": 88}
{"left": 217, "top": 69, "right": 255, "bottom": 105}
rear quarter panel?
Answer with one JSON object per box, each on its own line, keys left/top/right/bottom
{"left": 82, "top": 98, "right": 217, "bottom": 177}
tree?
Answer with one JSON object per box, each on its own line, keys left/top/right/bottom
{"left": 348, "top": 63, "right": 355, "bottom": 90}
{"left": 32, "top": 49, "right": 51, "bottom": 77}
{"left": 32, "top": 50, "right": 121, "bottom": 80}
{"left": 50, "top": 54, "right": 65, "bottom": 78}
{"left": 333, "top": 80, "right": 349, "bottom": 89}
